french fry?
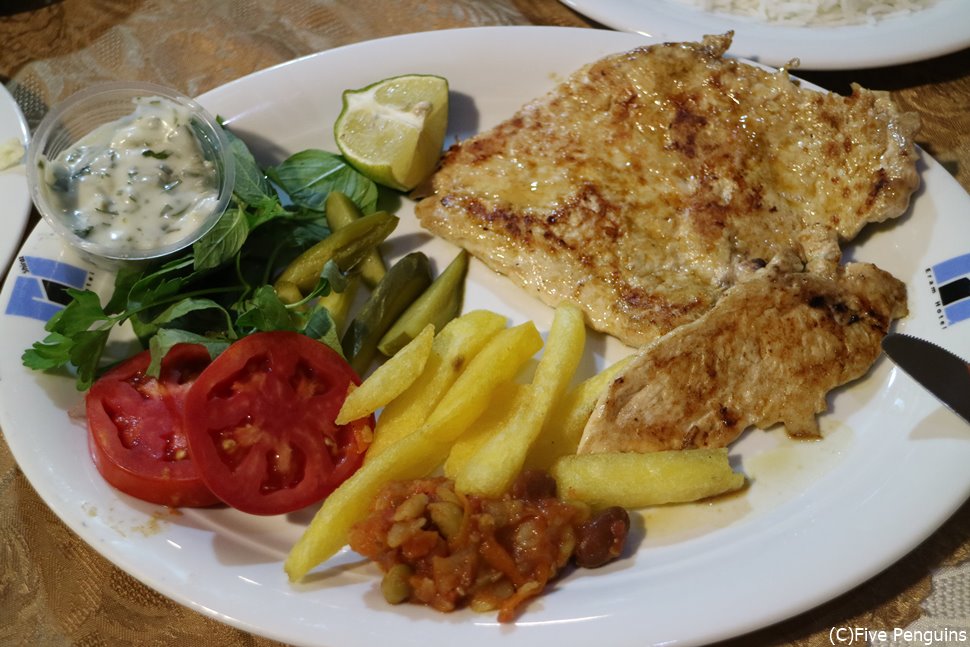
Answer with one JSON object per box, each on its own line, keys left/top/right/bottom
{"left": 284, "top": 420, "right": 445, "bottom": 583}
{"left": 335, "top": 323, "right": 435, "bottom": 425}
{"left": 421, "top": 321, "right": 542, "bottom": 432}
{"left": 443, "top": 383, "right": 529, "bottom": 479}
{"left": 455, "top": 303, "right": 585, "bottom": 498}
{"left": 365, "top": 309, "right": 507, "bottom": 459}
{"left": 284, "top": 321, "right": 543, "bottom": 581}
{"left": 524, "top": 354, "right": 634, "bottom": 470}
{"left": 550, "top": 448, "right": 745, "bottom": 509}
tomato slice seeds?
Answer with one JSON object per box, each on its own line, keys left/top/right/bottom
{"left": 85, "top": 344, "right": 220, "bottom": 508}
{"left": 183, "top": 331, "right": 373, "bottom": 515}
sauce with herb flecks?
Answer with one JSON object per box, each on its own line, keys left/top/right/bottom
{"left": 42, "top": 96, "right": 219, "bottom": 253}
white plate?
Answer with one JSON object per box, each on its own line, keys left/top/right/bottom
{"left": 0, "top": 83, "right": 31, "bottom": 275}
{"left": 3, "top": 26, "right": 970, "bottom": 647}
{"left": 562, "top": 0, "right": 970, "bottom": 69}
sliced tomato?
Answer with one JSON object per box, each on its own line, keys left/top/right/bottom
{"left": 85, "top": 343, "right": 220, "bottom": 507}
{"left": 182, "top": 331, "right": 373, "bottom": 515}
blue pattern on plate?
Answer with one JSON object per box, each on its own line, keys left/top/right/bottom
{"left": 5, "top": 255, "right": 90, "bottom": 322}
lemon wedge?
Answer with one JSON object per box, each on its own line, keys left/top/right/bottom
{"left": 334, "top": 74, "right": 449, "bottom": 192}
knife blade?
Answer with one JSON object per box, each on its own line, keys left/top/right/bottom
{"left": 881, "top": 333, "right": 970, "bottom": 425}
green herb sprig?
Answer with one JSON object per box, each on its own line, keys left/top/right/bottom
{"left": 22, "top": 125, "right": 380, "bottom": 390}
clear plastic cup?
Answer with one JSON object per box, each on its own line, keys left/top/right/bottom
{"left": 26, "top": 81, "right": 235, "bottom": 269}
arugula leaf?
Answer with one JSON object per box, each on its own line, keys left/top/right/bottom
{"left": 149, "top": 297, "right": 235, "bottom": 332}
{"left": 147, "top": 329, "right": 231, "bottom": 376}
{"left": 235, "top": 285, "right": 296, "bottom": 333}
{"left": 300, "top": 306, "right": 344, "bottom": 358}
{"left": 266, "top": 149, "right": 379, "bottom": 215}
{"left": 319, "top": 259, "right": 349, "bottom": 296}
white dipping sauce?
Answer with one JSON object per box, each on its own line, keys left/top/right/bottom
{"left": 42, "top": 96, "right": 220, "bottom": 253}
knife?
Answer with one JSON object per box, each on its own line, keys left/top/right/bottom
{"left": 881, "top": 333, "right": 970, "bottom": 425}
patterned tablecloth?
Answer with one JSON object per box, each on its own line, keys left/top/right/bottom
{"left": 2, "top": 2, "right": 969, "bottom": 646}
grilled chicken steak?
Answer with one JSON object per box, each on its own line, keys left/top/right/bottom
{"left": 577, "top": 252, "right": 908, "bottom": 453}
{"left": 415, "top": 33, "right": 919, "bottom": 347}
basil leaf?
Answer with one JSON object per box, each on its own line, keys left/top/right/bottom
{"left": 241, "top": 216, "right": 331, "bottom": 282}
{"left": 223, "top": 126, "right": 275, "bottom": 205}
{"left": 244, "top": 194, "right": 290, "bottom": 231}
{"left": 285, "top": 216, "right": 332, "bottom": 248}
{"left": 193, "top": 206, "right": 249, "bottom": 271}
{"left": 267, "top": 149, "right": 379, "bottom": 214}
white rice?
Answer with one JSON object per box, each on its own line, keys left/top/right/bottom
{"left": 677, "top": 0, "right": 937, "bottom": 26}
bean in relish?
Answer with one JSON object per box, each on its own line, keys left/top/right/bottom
{"left": 348, "top": 469, "right": 630, "bottom": 622}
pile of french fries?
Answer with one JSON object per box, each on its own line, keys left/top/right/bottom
{"left": 284, "top": 304, "right": 745, "bottom": 582}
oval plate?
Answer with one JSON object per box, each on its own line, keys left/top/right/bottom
{"left": 561, "top": 0, "right": 970, "bottom": 70}
{"left": 3, "top": 26, "right": 970, "bottom": 647}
